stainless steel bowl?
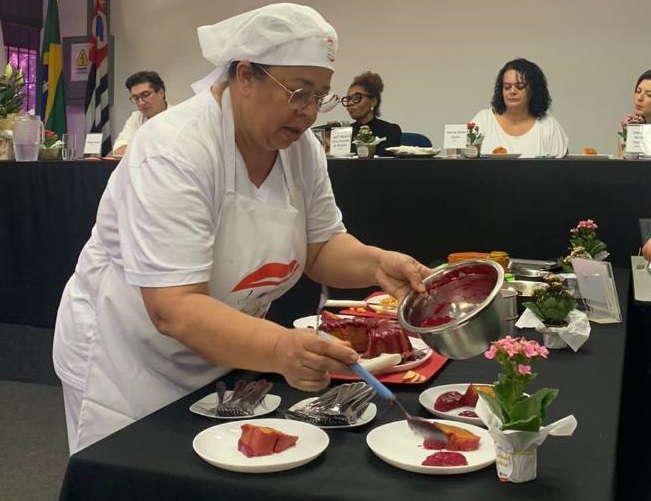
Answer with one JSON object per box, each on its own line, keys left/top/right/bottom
{"left": 397, "top": 260, "right": 504, "bottom": 359}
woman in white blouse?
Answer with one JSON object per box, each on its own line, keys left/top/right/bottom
{"left": 470, "top": 58, "right": 568, "bottom": 158}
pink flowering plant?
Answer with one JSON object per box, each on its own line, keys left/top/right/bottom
{"left": 618, "top": 114, "right": 646, "bottom": 143}
{"left": 479, "top": 336, "right": 558, "bottom": 432}
{"left": 568, "top": 219, "right": 608, "bottom": 260}
{"left": 43, "top": 129, "right": 59, "bottom": 148}
{"left": 466, "top": 122, "right": 484, "bottom": 145}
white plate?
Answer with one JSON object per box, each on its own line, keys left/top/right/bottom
{"left": 193, "top": 418, "right": 329, "bottom": 473}
{"left": 292, "top": 316, "right": 432, "bottom": 374}
{"left": 419, "top": 383, "right": 486, "bottom": 426}
{"left": 566, "top": 154, "right": 612, "bottom": 160}
{"left": 366, "top": 419, "right": 495, "bottom": 474}
{"left": 190, "top": 391, "right": 282, "bottom": 420}
{"left": 288, "top": 397, "right": 377, "bottom": 429}
{"left": 480, "top": 153, "right": 522, "bottom": 159}
{"left": 292, "top": 314, "right": 352, "bottom": 329}
{"left": 386, "top": 146, "right": 441, "bottom": 157}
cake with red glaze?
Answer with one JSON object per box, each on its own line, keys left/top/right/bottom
{"left": 238, "top": 424, "right": 298, "bottom": 458}
{"left": 319, "top": 312, "right": 412, "bottom": 358}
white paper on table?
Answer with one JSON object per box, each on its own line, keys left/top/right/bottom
{"left": 329, "top": 127, "right": 353, "bottom": 156}
{"left": 515, "top": 308, "right": 591, "bottom": 352}
{"left": 443, "top": 124, "right": 467, "bottom": 149}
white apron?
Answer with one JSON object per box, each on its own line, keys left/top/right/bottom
{"left": 69, "top": 89, "right": 307, "bottom": 451}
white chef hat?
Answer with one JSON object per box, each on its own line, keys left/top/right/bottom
{"left": 192, "top": 3, "right": 338, "bottom": 93}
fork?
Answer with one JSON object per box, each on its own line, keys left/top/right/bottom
{"left": 317, "top": 329, "right": 448, "bottom": 444}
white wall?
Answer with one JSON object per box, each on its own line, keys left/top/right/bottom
{"left": 67, "top": 0, "right": 651, "bottom": 155}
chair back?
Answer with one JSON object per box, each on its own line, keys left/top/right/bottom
{"left": 401, "top": 132, "right": 432, "bottom": 147}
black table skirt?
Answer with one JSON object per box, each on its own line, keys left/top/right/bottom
{"left": 0, "top": 160, "right": 117, "bottom": 327}
{"left": 2, "top": 157, "right": 650, "bottom": 329}
{"left": 58, "top": 271, "right": 634, "bottom": 501}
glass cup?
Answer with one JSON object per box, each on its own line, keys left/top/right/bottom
{"left": 62, "top": 134, "right": 76, "bottom": 160}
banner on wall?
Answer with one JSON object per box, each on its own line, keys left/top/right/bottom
{"left": 84, "top": 0, "right": 112, "bottom": 156}
{"left": 41, "top": 0, "right": 67, "bottom": 137}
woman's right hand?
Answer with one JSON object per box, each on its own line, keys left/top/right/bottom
{"left": 272, "top": 328, "right": 359, "bottom": 392}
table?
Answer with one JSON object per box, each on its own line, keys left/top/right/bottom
{"left": 58, "top": 271, "right": 636, "bottom": 501}
{"left": 0, "top": 160, "right": 117, "bottom": 327}
{"left": 3, "top": 157, "right": 650, "bottom": 328}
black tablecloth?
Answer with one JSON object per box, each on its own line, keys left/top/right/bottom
{"left": 3, "top": 157, "right": 650, "bottom": 329}
{"left": 0, "top": 160, "right": 117, "bottom": 327}
{"left": 59, "top": 271, "right": 633, "bottom": 501}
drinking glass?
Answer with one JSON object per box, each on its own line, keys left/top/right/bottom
{"left": 62, "top": 134, "right": 76, "bottom": 160}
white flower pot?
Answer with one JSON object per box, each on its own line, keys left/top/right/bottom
{"left": 491, "top": 429, "right": 540, "bottom": 483}
{"left": 538, "top": 324, "right": 569, "bottom": 350}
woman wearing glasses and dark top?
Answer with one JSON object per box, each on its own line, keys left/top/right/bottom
{"left": 112, "top": 70, "right": 169, "bottom": 155}
{"left": 53, "top": 4, "right": 431, "bottom": 454}
{"left": 470, "top": 58, "right": 568, "bottom": 158}
{"left": 343, "top": 71, "right": 402, "bottom": 156}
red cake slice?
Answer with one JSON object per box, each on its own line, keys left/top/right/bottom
{"left": 238, "top": 424, "right": 298, "bottom": 458}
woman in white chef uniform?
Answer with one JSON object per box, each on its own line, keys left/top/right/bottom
{"left": 53, "top": 4, "right": 432, "bottom": 454}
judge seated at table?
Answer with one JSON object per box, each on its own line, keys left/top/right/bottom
{"left": 112, "top": 71, "right": 169, "bottom": 156}
{"left": 470, "top": 58, "right": 568, "bottom": 158}
{"left": 342, "top": 71, "right": 401, "bottom": 157}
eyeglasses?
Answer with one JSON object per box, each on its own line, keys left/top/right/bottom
{"left": 129, "top": 90, "right": 155, "bottom": 103}
{"left": 341, "top": 93, "right": 373, "bottom": 107}
{"left": 257, "top": 66, "right": 339, "bottom": 113}
{"left": 502, "top": 82, "right": 528, "bottom": 92}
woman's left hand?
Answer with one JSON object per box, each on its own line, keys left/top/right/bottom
{"left": 374, "top": 251, "right": 432, "bottom": 300}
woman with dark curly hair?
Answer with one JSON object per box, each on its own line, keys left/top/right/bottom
{"left": 470, "top": 58, "right": 568, "bottom": 158}
{"left": 342, "top": 71, "right": 401, "bottom": 156}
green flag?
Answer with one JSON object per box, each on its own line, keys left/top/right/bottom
{"left": 41, "top": 0, "right": 67, "bottom": 136}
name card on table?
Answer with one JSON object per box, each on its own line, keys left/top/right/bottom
{"left": 329, "top": 126, "right": 353, "bottom": 157}
{"left": 443, "top": 124, "right": 468, "bottom": 157}
{"left": 625, "top": 124, "right": 651, "bottom": 154}
{"left": 83, "top": 133, "right": 104, "bottom": 156}
{"left": 571, "top": 257, "right": 622, "bottom": 324}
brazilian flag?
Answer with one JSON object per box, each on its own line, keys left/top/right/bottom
{"left": 41, "top": 0, "right": 67, "bottom": 136}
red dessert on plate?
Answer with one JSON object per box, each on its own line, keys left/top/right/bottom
{"left": 422, "top": 451, "right": 468, "bottom": 466}
{"left": 238, "top": 424, "right": 298, "bottom": 458}
{"left": 434, "top": 384, "right": 494, "bottom": 412}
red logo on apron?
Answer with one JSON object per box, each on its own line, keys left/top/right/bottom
{"left": 231, "top": 260, "right": 301, "bottom": 292}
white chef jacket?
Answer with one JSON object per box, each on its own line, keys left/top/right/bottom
{"left": 53, "top": 88, "right": 346, "bottom": 452}
{"left": 470, "top": 108, "right": 569, "bottom": 158}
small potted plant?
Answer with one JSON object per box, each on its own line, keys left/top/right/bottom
{"left": 561, "top": 219, "right": 608, "bottom": 272}
{"left": 39, "top": 129, "right": 62, "bottom": 160}
{"left": 352, "top": 125, "right": 385, "bottom": 159}
{"left": 0, "top": 63, "right": 25, "bottom": 129}
{"left": 618, "top": 114, "right": 645, "bottom": 159}
{"left": 476, "top": 336, "right": 577, "bottom": 483}
{"left": 464, "top": 122, "right": 484, "bottom": 158}
{"left": 522, "top": 274, "right": 579, "bottom": 349}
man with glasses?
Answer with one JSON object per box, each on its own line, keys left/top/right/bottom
{"left": 112, "top": 70, "right": 169, "bottom": 155}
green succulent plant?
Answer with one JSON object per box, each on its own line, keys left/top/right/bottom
{"left": 0, "top": 63, "right": 25, "bottom": 119}
{"left": 522, "top": 274, "right": 577, "bottom": 326}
